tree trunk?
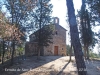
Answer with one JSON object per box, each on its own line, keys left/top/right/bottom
{"left": 86, "top": 45, "right": 89, "bottom": 59}
{"left": 84, "top": 45, "right": 89, "bottom": 59}
{"left": 66, "top": 0, "right": 87, "bottom": 75}
{"left": 11, "top": 40, "right": 15, "bottom": 65}
{"left": 69, "top": 44, "right": 72, "bottom": 62}
{"left": 84, "top": 46, "right": 87, "bottom": 59}
{"left": 2, "top": 39, "right": 5, "bottom": 64}
{"left": 37, "top": 0, "right": 42, "bottom": 59}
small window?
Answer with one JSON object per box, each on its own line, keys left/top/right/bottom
{"left": 62, "top": 48, "right": 63, "bottom": 50}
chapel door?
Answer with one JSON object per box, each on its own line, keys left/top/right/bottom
{"left": 54, "top": 46, "right": 58, "bottom": 55}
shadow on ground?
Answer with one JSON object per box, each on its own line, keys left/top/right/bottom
{"left": 0, "top": 56, "right": 77, "bottom": 75}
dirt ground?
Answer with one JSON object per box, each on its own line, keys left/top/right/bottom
{"left": 0, "top": 56, "right": 100, "bottom": 75}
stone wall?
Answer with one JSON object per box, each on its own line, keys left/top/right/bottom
{"left": 25, "top": 17, "right": 67, "bottom": 56}
{"left": 53, "top": 24, "right": 66, "bottom": 55}
{"left": 44, "top": 44, "right": 53, "bottom": 56}
{"left": 25, "top": 42, "right": 38, "bottom": 56}
{"left": 43, "top": 24, "right": 67, "bottom": 56}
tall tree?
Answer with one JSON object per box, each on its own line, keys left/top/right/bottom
{"left": 0, "top": 11, "right": 7, "bottom": 64}
{"left": 4, "top": 0, "right": 35, "bottom": 65}
{"left": 86, "top": 0, "right": 100, "bottom": 23}
{"left": 66, "top": 0, "right": 87, "bottom": 75}
{"left": 86, "top": 0, "right": 100, "bottom": 50}
{"left": 31, "top": 0, "right": 53, "bottom": 58}
{"left": 0, "top": 11, "right": 24, "bottom": 64}
{"left": 79, "top": 0, "right": 93, "bottom": 59}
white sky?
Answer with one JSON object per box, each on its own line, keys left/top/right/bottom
{"left": 51, "top": 0, "right": 82, "bottom": 29}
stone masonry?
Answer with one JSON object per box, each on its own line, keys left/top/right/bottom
{"left": 43, "top": 17, "right": 67, "bottom": 56}
{"left": 25, "top": 17, "right": 67, "bottom": 56}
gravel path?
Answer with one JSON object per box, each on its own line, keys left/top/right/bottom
{"left": 0, "top": 56, "right": 100, "bottom": 75}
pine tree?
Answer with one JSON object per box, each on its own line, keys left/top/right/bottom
{"left": 66, "top": 0, "right": 87, "bottom": 75}
{"left": 30, "top": 0, "right": 53, "bottom": 58}
{"left": 86, "top": 0, "right": 100, "bottom": 23}
{"left": 79, "top": 0, "right": 93, "bottom": 59}
{"left": 2, "top": 0, "right": 34, "bottom": 65}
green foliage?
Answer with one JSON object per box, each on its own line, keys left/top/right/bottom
{"left": 77, "top": 0, "right": 94, "bottom": 49}
{"left": 30, "top": 0, "right": 53, "bottom": 47}
{"left": 17, "top": 45, "right": 24, "bottom": 55}
{"left": 86, "top": 0, "right": 100, "bottom": 50}
{"left": 89, "top": 51, "right": 100, "bottom": 58}
{"left": 18, "top": 46, "right": 24, "bottom": 53}
{"left": 66, "top": 45, "right": 74, "bottom": 55}
{"left": 0, "top": 0, "right": 35, "bottom": 64}
{"left": 66, "top": 45, "right": 71, "bottom": 55}
{"left": 79, "top": 8, "right": 93, "bottom": 47}
{"left": 77, "top": 1, "right": 94, "bottom": 59}
{"left": 34, "top": 24, "right": 54, "bottom": 46}
{"left": 5, "top": 0, "right": 34, "bottom": 24}
{"left": 5, "top": 0, "right": 36, "bottom": 41}
{"left": 86, "top": 0, "right": 100, "bottom": 23}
